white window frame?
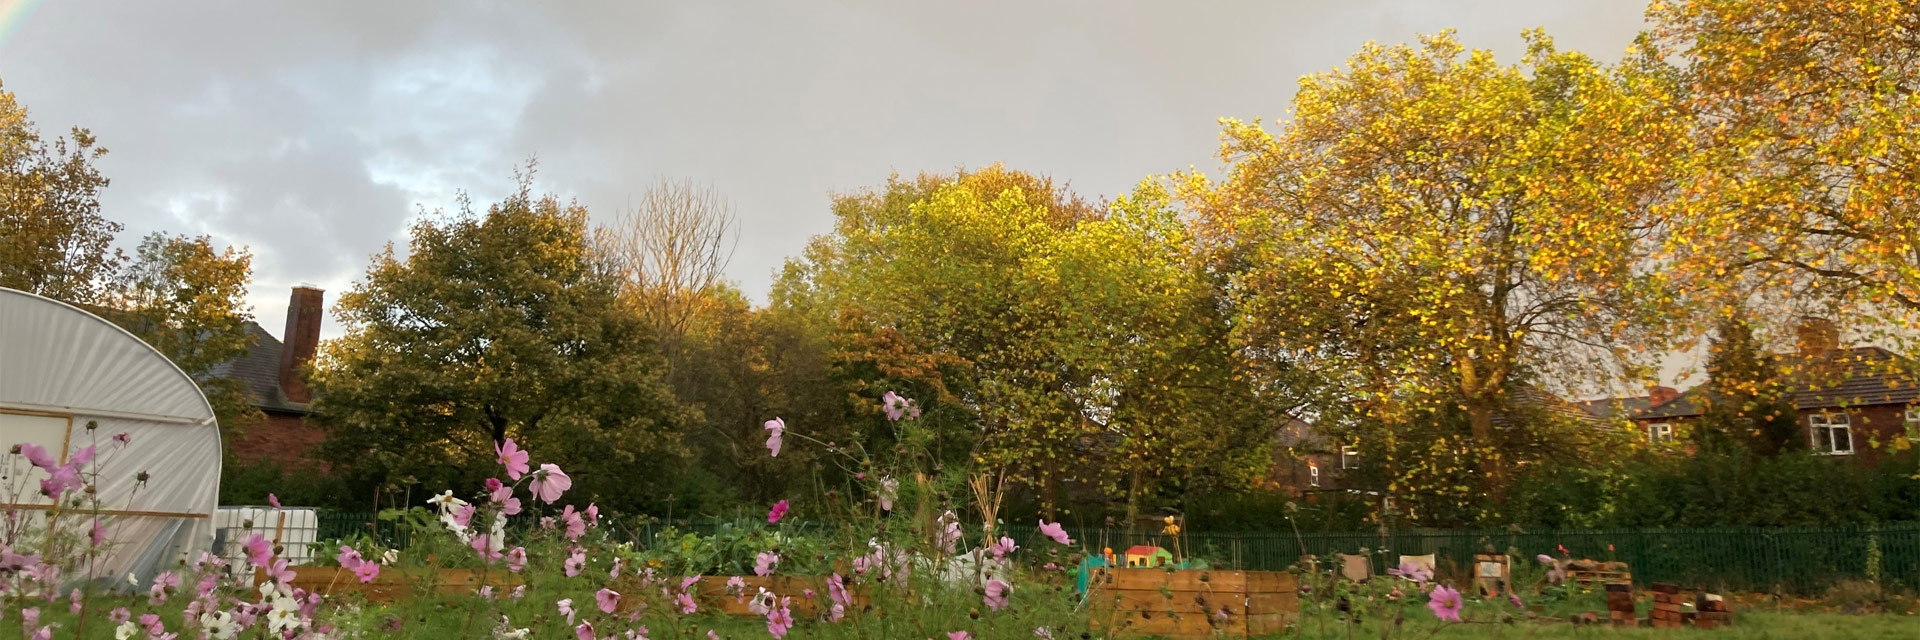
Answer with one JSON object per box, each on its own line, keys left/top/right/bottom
{"left": 1340, "top": 446, "right": 1360, "bottom": 470}
{"left": 1645, "top": 422, "right": 1674, "bottom": 444}
{"left": 1905, "top": 407, "right": 1919, "bottom": 442}
{"left": 1809, "top": 412, "right": 1854, "bottom": 455}
{"left": 1308, "top": 462, "right": 1321, "bottom": 487}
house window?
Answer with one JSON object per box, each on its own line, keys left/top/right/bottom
{"left": 1645, "top": 423, "right": 1674, "bottom": 444}
{"left": 1340, "top": 446, "right": 1360, "bottom": 470}
{"left": 1906, "top": 408, "right": 1920, "bottom": 442}
{"left": 1308, "top": 462, "right": 1321, "bottom": 487}
{"left": 1810, "top": 412, "right": 1853, "bottom": 455}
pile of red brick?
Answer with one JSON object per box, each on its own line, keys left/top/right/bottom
{"left": 1694, "top": 593, "right": 1733, "bottom": 629}
{"left": 1605, "top": 582, "right": 1635, "bottom": 626}
{"left": 1650, "top": 583, "right": 1688, "bottom": 628}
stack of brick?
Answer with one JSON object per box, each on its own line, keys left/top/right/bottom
{"left": 1604, "top": 582, "right": 1635, "bottom": 626}
{"left": 1694, "top": 593, "right": 1733, "bottom": 629}
{"left": 1649, "top": 583, "right": 1687, "bottom": 628}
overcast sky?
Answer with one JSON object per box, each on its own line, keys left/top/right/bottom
{"left": 2, "top": 1, "right": 1650, "bottom": 349}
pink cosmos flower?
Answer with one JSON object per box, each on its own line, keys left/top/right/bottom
{"left": 18, "top": 443, "right": 54, "bottom": 470}
{"left": 596, "top": 588, "right": 621, "bottom": 614}
{"left": 530, "top": 464, "right": 572, "bottom": 503}
{"left": 89, "top": 519, "right": 106, "bottom": 547}
{"left": 451, "top": 503, "right": 477, "bottom": 529}
{"left": 754, "top": 551, "right": 779, "bottom": 577}
{"left": 881, "top": 391, "right": 910, "bottom": 421}
{"left": 21, "top": 607, "right": 38, "bottom": 629}
{"left": 485, "top": 477, "right": 503, "bottom": 493}
{"left": 562, "top": 505, "right": 587, "bottom": 541}
{"left": 764, "top": 418, "right": 785, "bottom": 457}
{"left": 878, "top": 476, "right": 897, "bottom": 511}
{"left": 67, "top": 589, "right": 81, "bottom": 615}
{"left": 707, "top": 632, "right": 720, "bottom": 640}
{"left": 935, "top": 512, "right": 962, "bottom": 553}
{"left": 1427, "top": 585, "right": 1463, "bottom": 622}
{"left": 575, "top": 622, "right": 596, "bottom": 640}
{"left": 497, "top": 438, "right": 530, "bottom": 480}
{"left": 984, "top": 578, "right": 1010, "bottom": 611}
{"left": 352, "top": 561, "right": 380, "bottom": 583}
{"left": 268, "top": 493, "right": 281, "bottom": 509}
{"left": 478, "top": 586, "right": 494, "bottom": 599}
{"left": 586, "top": 503, "right": 600, "bottom": 526}
{"left": 242, "top": 534, "right": 273, "bottom": 566}
{"left": 766, "top": 596, "right": 794, "bottom": 639}
{"left": 112, "top": 432, "right": 131, "bottom": 446}
{"left": 506, "top": 547, "right": 527, "bottom": 573}
{"left": 948, "top": 633, "right": 972, "bottom": 640}
{"left": 676, "top": 592, "right": 698, "bottom": 614}
{"left": 767, "top": 500, "right": 789, "bottom": 524}
{"left": 266, "top": 558, "right": 295, "bottom": 585}
{"left": 28, "top": 628, "right": 47, "bottom": 640}
{"left": 564, "top": 549, "right": 587, "bottom": 577}
{"left": 828, "top": 572, "right": 850, "bottom": 606}
{"left": 1037, "top": 519, "right": 1073, "bottom": 545}
{"left": 1510, "top": 592, "right": 1524, "bottom": 609}
{"left": 990, "top": 536, "right": 1018, "bottom": 559}
{"left": 1387, "top": 561, "right": 1431, "bottom": 583}
{"left": 557, "top": 598, "right": 576, "bottom": 624}
{"left": 610, "top": 558, "right": 623, "bottom": 579}
{"left": 109, "top": 608, "right": 130, "bottom": 624}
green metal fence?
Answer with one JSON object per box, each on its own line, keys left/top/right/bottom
{"left": 313, "top": 511, "right": 1919, "bottom": 595}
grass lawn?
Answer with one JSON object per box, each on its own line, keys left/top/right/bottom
{"left": 1277, "top": 611, "right": 1919, "bottom": 639}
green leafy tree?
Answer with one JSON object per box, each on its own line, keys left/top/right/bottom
{"left": 311, "top": 172, "right": 693, "bottom": 512}
{"left": 108, "top": 233, "right": 262, "bottom": 436}
{"left": 1697, "top": 316, "right": 1803, "bottom": 456}
{"left": 0, "top": 79, "right": 120, "bottom": 302}
{"left": 779, "top": 166, "right": 1274, "bottom": 518}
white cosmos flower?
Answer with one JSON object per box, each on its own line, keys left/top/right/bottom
{"left": 200, "top": 611, "right": 239, "bottom": 639}
{"left": 114, "top": 621, "right": 138, "bottom": 640}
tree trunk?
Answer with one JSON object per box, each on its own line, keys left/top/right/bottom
{"left": 1463, "top": 395, "right": 1507, "bottom": 500}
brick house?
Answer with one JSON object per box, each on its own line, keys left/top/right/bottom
{"left": 212, "top": 286, "right": 329, "bottom": 469}
{"left": 1585, "top": 319, "right": 1920, "bottom": 465}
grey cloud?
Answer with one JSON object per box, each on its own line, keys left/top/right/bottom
{"left": 2, "top": 0, "right": 1651, "bottom": 340}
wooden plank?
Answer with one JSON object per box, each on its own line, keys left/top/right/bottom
{"left": 1246, "top": 612, "right": 1297, "bottom": 635}
{"left": 1243, "top": 571, "right": 1298, "bottom": 593}
{"left": 1245, "top": 591, "right": 1298, "bottom": 615}
{"left": 1096, "top": 589, "right": 1244, "bottom": 615}
{"left": 1104, "top": 569, "right": 1248, "bottom": 592}
{"left": 1094, "top": 610, "right": 1246, "bottom": 639}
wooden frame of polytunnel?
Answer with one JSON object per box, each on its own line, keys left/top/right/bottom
{"left": 0, "top": 287, "right": 221, "bottom": 588}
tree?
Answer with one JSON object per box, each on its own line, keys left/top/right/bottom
{"left": 1180, "top": 31, "right": 1688, "bottom": 489}
{"left": 1650, "top": 0, "right": 1920, "bottom": 339}
{"left": 1697, "top": 316, "right": 1803, "bottom": 456}
{"left": 310, "top": 171, "right": 693, "bottom": 512}
{"left": 599, "top": 178, "right": 738, "bottom": 362}
{"left": 108, "top": 233, "right": 261, "bottom": 435}
{"left": 779, "top": 165, "right": 1274, "bottom": 518}
{"left": 0, "top": 79, "right": 119, "bottom": 302}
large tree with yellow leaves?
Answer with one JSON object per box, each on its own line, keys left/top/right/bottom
{"left": 1182, "top": 31, "right": 1688, "bottom": 486}
{"left": 1649, "top": 0, "right": 1919, "bottom": 341}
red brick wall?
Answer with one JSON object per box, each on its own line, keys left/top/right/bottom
{"left": 1804, "top": 404, "right": 1914, "bottom": 467}
{"left": 228, "top": 412, "right": 327, "bottom": 471}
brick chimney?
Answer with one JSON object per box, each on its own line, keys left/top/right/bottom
{"left": 1795, "top": 317, "right": 1839, "bottom": 360}
{"left": 1648, "top": 386, "right": 1679, "bottom": 407}
{"left": 278, "top": 286, "right": 325, "bottom": 404}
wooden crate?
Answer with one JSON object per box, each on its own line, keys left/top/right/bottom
{"left": 1088, "top": 569, "right": 1298, "bottom": 639}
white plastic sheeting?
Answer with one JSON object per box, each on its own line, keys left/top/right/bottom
{"left": 0, "top": 287, "right": 221, "bottom": 587}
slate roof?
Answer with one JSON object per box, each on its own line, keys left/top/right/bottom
{"left": 1605, "top": 347, "right": 1917, "bottom": 421}
{"left": 206, "top": 322, "right": 310, "bottom": 415}
{"left": 1573, "top": 396, "right": 1656, "bottom": 419}
{"left": 1495, "top": 385, "right": 1602, "bottom": 426}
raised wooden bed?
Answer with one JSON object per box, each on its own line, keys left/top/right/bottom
{"left": 1088, "top": 569, "right": 1298, "bottom": 639}
{"left": 259, "top": 567, "right": 524, "bottom": 602}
